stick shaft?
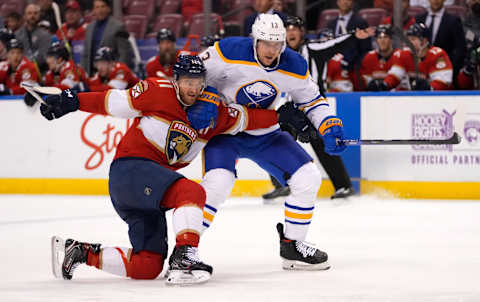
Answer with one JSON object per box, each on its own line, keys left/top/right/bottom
{"left": 340, "top": 133, "right": 461, "bottom": 146}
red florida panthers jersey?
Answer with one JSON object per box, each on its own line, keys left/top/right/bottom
{"left": 45, "top": 60, "right": 87, "bottom": 90}
{"left": 384, "top": 46, "right": 453, "bottom": 90}
{"left": 78, "top": 77, "right": 278, "bottom": 170}
{"left": 87, "top": 62, "right": 139, "bottom": 92}
{"left": 0, "top": 57, "right": 39, "bottom": 94}
{"left": 326, "top": 54, "right": 353, "bottom": 92}
{"left": 360, "top": 49, "right": 397, "bottom": 87}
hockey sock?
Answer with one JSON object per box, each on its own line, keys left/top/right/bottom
{"left": 173, "top": 206, "right": 202, "bottom": 247}
{"left": 87, "top": 247, "right": 164, "bottom": 279}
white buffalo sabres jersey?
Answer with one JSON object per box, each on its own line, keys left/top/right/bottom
{"left": 200, "top": 37, "right": 335, "bottom": 135}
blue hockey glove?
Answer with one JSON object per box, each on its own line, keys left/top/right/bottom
{"left": 187, "top": 97, "right": 219, "bottom": 132}
{"left": 319, "top": 116, "right": 346, "bottom": 155}
{"left": 40, "top": 89, "right": 79, "bottom": 121}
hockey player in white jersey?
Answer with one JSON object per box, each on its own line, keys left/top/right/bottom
{"left": 199, "top": 14, "right": 346, "bottom": 270}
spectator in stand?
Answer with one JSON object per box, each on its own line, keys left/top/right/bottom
{"left": 81, "top": 0, "right": 134, "bottom": 76}
{"left": 457, "top": 35, "right": 480, "bottom": 88}
{"left": 36, "top": 0, "right": 58, "bottom": 34}
{"left": 146, "top": 28, "right": 178, "bottom": 79}
{"left": 0, "top": 39, "right": 39, "bottom": 98}
{"left": 243, "top": 0, "right": 287, "bottom": 36}
{"left": 57, "top": 0, "right": 88, "bottom": 42}
{"left": 0, "top": 29, "right": 14, "bottom": 61}
{"left": 15, "top": 3, "right": 52, "bottom": 74}
{"left": 410, "top": 0, "right": 454, "bottom": 8}
{"left": 182, "top": 0, "right": 203, "bottom": 23}
{"left": 272, "top": 0, "right": 284, "bottom": 12}
{"left": 381, "top": 0, "right": 416, "bottom": 31}
{"left": 464, "top": 0, "right": 480, "bottom": 46}
{"left": 45, "top": 42, "right": 88, "bottom": 91}
{"left": 5, "top": 12, "right": 23, "bottom": 33}
{"left": 416, "top": 0, "right": 466, "bottom": 80}
{"left": 381, "top": 23, "right": 453, "bottom": 90}
{"left": 327, "top": 0, "right": 372, "bottom": 90}
{"left": 361, "top": 25, "right": 400, "bottom": 90}
{"left": 87, "top": 47, "right": 138, "bottom": 91}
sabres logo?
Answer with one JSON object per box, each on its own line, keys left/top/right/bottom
{"left": 235, "top": 80, "right": 278, "bottom": 108}
{"left": 165, "top": 121, "right": 197, "bottom": 165}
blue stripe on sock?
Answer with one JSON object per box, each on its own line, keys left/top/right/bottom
{"left": 285, "top": 219, "right": 311, "bottom": 225}
{"left": 202, "top": 222, "right": 210, "bottom": 228}
{"left": 204, "top": 204, "right": 217, "bottom": 213}
{"left": 285, "top": 202, "right": 314, "bottom": 211}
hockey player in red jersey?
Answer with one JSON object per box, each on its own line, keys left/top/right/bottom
{"left": 326, "top": 53, "right": 354, "bottom": 92}
{"left": 381, "top": 23, "right": 453, "bottom": 91}
{"left": 37, "top": 55, "right": 308, "bottom": 285}
{"left": 44, "top": 42, "right": 88, "bottom": 91}
{"left": 361, "top": 25, "right": 398, "bottom": 91}
{"left": 87, "top": 47, "right": 139, "bottom": 92}
{"left": 0, "top": 39, "right": 39, "bottom": 96}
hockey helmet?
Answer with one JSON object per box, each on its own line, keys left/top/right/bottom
{"left": 173, "top": 55, "right": 206, "bottom": 80}
{"left": 251, "top": 13, "right": 286, "bottom": 69}
{"left": 47, "top": 42, "right": 70, "bottom": 61}
{"left": 6, "top": 38, "right": 23, "bottom": 51}
{"left": 406, "top": 23, "right": 430, "bottom": 40}
{"left": 285, "top": 16, "right": 305, "bottom": 29}
{"left": 375, "top": 24, "right": 393, "bottom": 38}
{"left": 200, "top": 35, "right": 220, "bottom": 48}
{"left": 156, "top": 28, "right": 176, "bottom": 43}
{"left": 94, "top": 46, "right": 115, "bottom": 62}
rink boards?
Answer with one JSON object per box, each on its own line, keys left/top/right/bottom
{"left": 1, "top": 91, "right": 479, "bottom": 199}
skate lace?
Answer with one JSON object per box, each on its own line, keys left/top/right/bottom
{"left": 185, "top": 247, "right": 201, "bottom": 264}
{"left": 295, "top": 241, "right": 317, "bottom": 258}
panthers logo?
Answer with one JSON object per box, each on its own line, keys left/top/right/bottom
{"left": 165, "top": 121, "right": 197, "bottom": 165}
{"left": 235, "top": 80, "right": 278, "bottom": 108}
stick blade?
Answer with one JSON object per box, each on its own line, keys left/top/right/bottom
{"left": 34, "top": 86, "right": 62, "bottom": 95}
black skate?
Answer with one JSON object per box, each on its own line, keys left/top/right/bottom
{"left": 262, "top": 186, "right": 291, "bottom": 204}
{"left": 276, "top": 223, "right": 330, "bottom": 270}
{"left": 165, "top": 245, "right": 213, "bottom": 285}
{"left": 51, "top": 236, "right": 101, "bottom": 280}
{"left": 331, "top": 186, "right": 355, "bottom": 199}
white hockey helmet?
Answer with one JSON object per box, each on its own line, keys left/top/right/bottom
{"left": 251, "top": 13, "right": 286, "bottom": 69}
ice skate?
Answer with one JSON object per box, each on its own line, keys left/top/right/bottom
{"left": 165, "top": 245, "right": 213, "bottom": 285}
{"left": 51, "top": 236, "right": 101, "bottom": 280}
{"left": 262, "top": 186, "right": 291, "bottom": 204}
{"left": 330, "top": 186, "right": 355, "bottom": 199}
{"left": 276, "top": 223, "right": 330, "bottom": 270}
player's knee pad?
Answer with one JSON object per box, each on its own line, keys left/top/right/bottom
{"left": 168, "top": 178, "right": 206, "bottom": 209}
{"left": 287, "top": 162, "right": 321, "bottom": 202}
{"left": 201, "top": 168, "right": 235, "bottom": 208}
{"left": 128, "top": 250, "right": 164, "bottom": 280}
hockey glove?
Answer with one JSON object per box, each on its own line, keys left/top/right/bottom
{"left": 277, "top": 102, "right": 315, "bottom": 143}
{"left": 367, "top": 79, "right": 389, "bottom": 91}
{"left": 187, "top": 98, "right": 219, "bottom": 133}
{"left": 411, "top": 77, "right": 431, "bottom": 91}
{"left": 319, "top": 116, "right": 346, "bottom": 155}
{"left": 40, "top": 89, "right": 79, "bottom": 121}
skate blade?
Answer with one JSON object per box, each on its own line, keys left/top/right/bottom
{"left": 165, "top": 270, "right": 211, "bottom": 285}
{"left": 282, "top": 259, "right": 331, "bottom": 271}
{"left": 51, "top": 236, "right": 65, "bottom": 279}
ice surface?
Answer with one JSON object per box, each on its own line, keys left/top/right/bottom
{"left": 1, "top": 194, "right": 479, "bottom": 302}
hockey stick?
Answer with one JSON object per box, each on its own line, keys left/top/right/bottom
{"left": 339, "top": 132, "right": 461, "bottom": 146}
{"left": 21, "top": 83, "right": 62, "bottom": 105}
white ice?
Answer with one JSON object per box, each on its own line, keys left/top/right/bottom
{"left": 1, "top": 194, "right": 479, "bottom": 302}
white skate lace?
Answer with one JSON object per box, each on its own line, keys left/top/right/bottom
{"left": 186, "top": 247, "right": 202, "bottom": 264}
{"left": 295, "top": 241, "right": 317, "bottom": 258}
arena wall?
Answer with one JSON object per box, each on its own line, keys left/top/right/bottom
{"left": 1, "top": 91, "right": 479, "bottom": 199}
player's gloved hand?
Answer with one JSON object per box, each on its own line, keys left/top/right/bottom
{"left": 0, "top": 83, "right": 11, "bottom": 96}
{"left": 187, "top": 98, "right": 219, "bottom": 133}
{"left": 277, "top": 102, "right": 313, "bottom": 142}
{"left": 411, "top": 77, "right": 431, "bottom": 91}
{"left": 367, "top": 79, "right": 389, "bottom": 91}
{"left": 319, "top": 116, "right": 346, "bottom": 155}
{"left": 40, "top": 89, "right": 79, "bottom": 121}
